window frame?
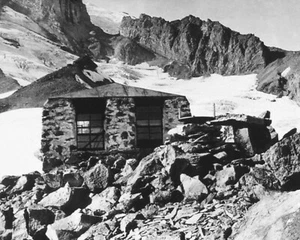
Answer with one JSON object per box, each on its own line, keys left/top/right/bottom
{"left": 135, "top": 98, "right": 164, "bottom": 148}
{"left": 74, "top": 99, "right": 106, "bottom": 151}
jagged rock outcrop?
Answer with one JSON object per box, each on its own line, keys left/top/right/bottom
{"left": 3, "top": 0, "right": 113, "bottom": 59}
{"left": 120, "top": 14, "right": 284, "bottom": 77}
{"left": 257, "top": 51, "right": 300, "bottom": 105}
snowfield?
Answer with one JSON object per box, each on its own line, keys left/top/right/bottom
{"left": 0, "top": 62, "right": 300, "bottom": 178}
{"left": 0, "top": 108, "right": 42, "bottom": 177}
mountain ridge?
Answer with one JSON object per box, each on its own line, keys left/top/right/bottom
{"left": 120, "top": 14, "right": 287, "bottom": 77}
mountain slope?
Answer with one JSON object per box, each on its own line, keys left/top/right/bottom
{"left": 1, "top": 0, "right": 115, "bottom": 60}
{"left": 84, "top": 1, "right": 129, "bottom": 35}
{"left": 0, "top": 6, "right": 78, "bottom": 83}
{"left": 120, "top": 14, "right": 287, "bottom": 77}
{"left": 0, "top": 57, "right": 114, "bottom": 112}
{"left": 257, "top": 51, "right": 300, "bottom": 105}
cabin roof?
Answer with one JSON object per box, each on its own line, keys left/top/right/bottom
{"left": 49, "top": 82, "right": 184, "bottom": 99}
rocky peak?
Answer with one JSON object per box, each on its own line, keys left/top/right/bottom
{"left": 3, "top": 0, "right": 112, "bottom": 59}
{"left": 120, "top": 14, "right": 284, "bottom": 77}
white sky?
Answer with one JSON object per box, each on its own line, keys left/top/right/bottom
{"left": 84, "top": 0, "right": 300, "bottom": 51}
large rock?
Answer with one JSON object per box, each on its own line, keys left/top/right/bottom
{"left": 46, "top": 210, "right": 102, "bottom": 240}
{"left": 233, "top": 190, "right": 300, "bottom": 240}
{"left": 85, "top": 186, "right": 120, "bottom": 214}
{"left": 38, "top": 183, "right": 90, "bottom": 214}
{"left": 63, "top": 171, "right": 84, "bottom": 187}
{"left": 43, "top": 172, "right": 63, "bottom": 190}
{"left": 215, "top": 165, "right": 249, "bottom": 192}
{"left": 239, "top": 167, "right": 281, "bottom": 201}
{"left": 179, "top": 174, "right": 208, "bottom": 201}
{"left": 12, "top": 210, "right": 31, "bottom": 240}
{"left": 262, "top": 132, "right": 300, "bottom": 190}
{"left": 83, "top": 162, "right": 112, "bottom": 193}
{"left": 122, "top": 152, "right": 164, "bottom": 190}
{"left": 77, "top": 221, "right": 112, "bottom": 240}
{"left": 26, "top": 207, "right": 55, "bottom": 237}
{"left": 120, "top": 14, "right": 280, "bottom": 77}
{"left": 10, "top": 172, "right": 41, "bottom": 194}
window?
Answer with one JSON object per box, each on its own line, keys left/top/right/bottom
{"left": 136, "top": 98, "right": 163, "bottom": 148}
{"left": 74, "top": 99, "right": 105, "bottom": 150}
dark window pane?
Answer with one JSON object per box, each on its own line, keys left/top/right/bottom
{"left": 77, "top": 114, "right": 90, "bottom": 121}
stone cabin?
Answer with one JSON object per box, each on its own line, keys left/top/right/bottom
{"left": 41, "top": 82, "right": 191, "bottom": 171}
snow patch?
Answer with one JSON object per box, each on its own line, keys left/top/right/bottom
{"left": 0, "top": 108, "right": 43, "bottom": 177}
{"left": 99, "top": 62, "right": 300, "bottom": 138}
{"left": 281, "top": 67, "right": 291, "bottom": 77}
{"left": 0, "top": 90, "right": 16, "bottom": 99}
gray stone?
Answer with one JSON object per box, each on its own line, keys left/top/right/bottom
{"left": 77, "top": 221, "right": 112, "bottom": 240}
{"left": 63, "top": 171, "right": 83, "bottom": 187}
{"left": 43, "top": 172, "right": 63, "bottom": 190}
{"left": 120, "top": 213, "right": 139, "bottom": 233}
{"left": 216, "top": 165, "right": 249, "bottom": 191}
{"left": 85, "top": 186, "right": 120, "bottom": 214}
{"left": 180, "top": 174, "right": 208, "bottom": 201}
{"left": 83, "top": 162, "right": 112, "bottom": 193}
{"left": 26, "top": 207, "right": 55, "bottom": 237}
{"left": 0, "top": 176, "right": 19, "bottom": 189}
{"left": 12, "top": 210, "right": 31, "bottom": 240}
{"left": 239, "top": 167, "right": 280, "bottom": 201}
{"left": 262, "top": 132, "right": 300, "bottom": 190}
{"left": 46, "top": 210, "right": 102, "bottom": 240}
{"left": 38, "top": 183, "right": 90, "bottom": 214}
{"left": 10, "top": 173, "right": 39, "bottom": 194}
{"left": 233, "top": 190, "right": 300, "bottom": 240}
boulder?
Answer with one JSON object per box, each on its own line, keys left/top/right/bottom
{"left": 262, "top": 132, "right": 300, "bottom": 190}
{"left": 0, "top": 175, "right": 19, "bottom": 189}
{"left": 77, "top": 221, "right": 112, "bottom": 240}
{"left": 85, "top": 186, "right": 120, "bottom": 214}
{"left": 0, "top": 208, "right": 13, "bottom": 232}
{"left": 46, "top": 210, "right": 102, "bottom": 240}
{"left": 10, "top": 172, "right": 40, "bottom": 194}
{"left": 63, "top": 172, "right": 83, "bottom": 187}
{"left": 170, "top": 153, "right": 214, "bottom": 184}
{"left": 281, "top": 128, "right": 297, "bottom": 140}
{"left": 122, "top": 152, "right": 164, "bottom": 190}
{"left": 12, "top": 210, "right": 31, "bottom": 240}
{"left": 233, "top": 190, "right": 300, "bottom": 240}
{"left": 0, "top": 230, "right": 12, "bottom": 240}
{"left": 26, "top": 207, "right": 55, "bottom": 237}
{"left": 215, "top": 165, "right": 249, "bottom": 192}
{"left": 43, "top": 172, "right": 63, "bottom": 190}
{"left": 117, "top": 192, "right": 144, "bottom": 212}
{"left": 179, "top": 174, "right": 208, "bottom": 201}
{"left": 239, "top": 167, "right": 281, "bottom": 201}
{"left": 38, "top": 183, "right": 90, "bottom": 214}
{"left": 83, "top": 162, "right": 112, "bottom": 193}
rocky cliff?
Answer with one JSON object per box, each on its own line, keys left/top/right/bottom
{"left": 3, "top": 0, "right": 113, "bottom": 59}
{"left": 120, "top": 14, "right": 286, "bottom": 77}
{"left": 257, "top": 51, "right": 300, "bottom": 105}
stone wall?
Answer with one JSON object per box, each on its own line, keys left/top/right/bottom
{"left": 104, "top": 98, "right": 136, "bottom": 151}
{"left": 41, "top": 99, "right": 77, "bottom": 172}
{"left": 163, "top": 96, "right": 191, "bottom": 141}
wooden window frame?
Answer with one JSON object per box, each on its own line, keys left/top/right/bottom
{"left": 136, "top": 98, "right": 163, "bottom": 148}
{"left": 74, "top": 99, "right": 105, "bottom": 150}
